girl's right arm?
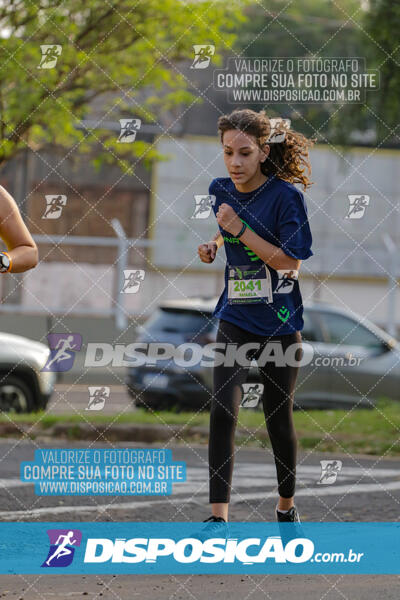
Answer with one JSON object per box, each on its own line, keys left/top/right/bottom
{"left": 212, "top": 230, "right": 224, "bottom": 249}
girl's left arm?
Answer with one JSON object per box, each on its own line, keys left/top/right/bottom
{"left": 236, "top": 227, "right": 301, "bottom": 271}
{"left": 0, "top": 185, "right": 39, "bottom": 273}
{"left": 215, "top": 202, "right": 301, "bottom": 271}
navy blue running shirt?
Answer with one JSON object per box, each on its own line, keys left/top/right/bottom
{"left": 210, "top": 175, "right": 313, "bottom": 336}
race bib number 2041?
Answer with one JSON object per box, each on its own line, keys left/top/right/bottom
{"left": 227, "top": 264, "right": 273, "bottom": 304}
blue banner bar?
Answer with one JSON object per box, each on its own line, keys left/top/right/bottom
{"left": 1, "top": 522, "right": 400, "bottom": 574}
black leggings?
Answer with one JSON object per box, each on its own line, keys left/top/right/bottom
{"left": 208, "top": 318, "right": 302, "bottom": 503}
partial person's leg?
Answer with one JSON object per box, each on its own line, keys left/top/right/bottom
{"left": 257, "top": 331, "right": 302, "bottom": 509}
{"left": 208, "top": 319, "right": 254, "bottom": 519}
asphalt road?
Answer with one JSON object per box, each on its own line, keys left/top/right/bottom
{"left": 0, "top": 437, "right": 399, "bottom": 598}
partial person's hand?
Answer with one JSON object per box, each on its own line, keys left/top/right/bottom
{"left": 198, "top": 241, "right": 218, "bottom": 263}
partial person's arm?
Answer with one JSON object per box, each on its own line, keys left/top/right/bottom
{"left": 0, "top": 185, "right": 38, "bottom": 272}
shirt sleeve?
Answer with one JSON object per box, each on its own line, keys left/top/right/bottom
{"left": 277, "top": 188, "right": 314, "bottom": 260}
{"left": 209, "top": 179, "right": 218, "bottom": 219}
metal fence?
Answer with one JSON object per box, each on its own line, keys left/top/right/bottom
{"left": 0, "top": 219, "right": 155, "bottom": 331}
{"left": 0, "top": 220, "right": 398, "bottom": 336}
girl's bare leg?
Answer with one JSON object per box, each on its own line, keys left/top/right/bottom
{"left": 277, "top": 495, "right": 295, "bottom": 511}
{"left": 211, "top": 502, "right": 229, "bottom": 521}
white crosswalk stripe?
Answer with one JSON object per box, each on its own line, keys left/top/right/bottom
{"left": 0, "top": 461, "right": 399, "bottom": 519}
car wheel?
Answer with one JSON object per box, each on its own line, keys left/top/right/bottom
{"left": 0, "top": 376, "right": 34, "bottom": 413}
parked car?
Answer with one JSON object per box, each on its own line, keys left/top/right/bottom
{"left": 126, "top": 297, "right": 400, "bottom": 411}
{"left": 0, "top": 332, "right": 56, "bottom": 413}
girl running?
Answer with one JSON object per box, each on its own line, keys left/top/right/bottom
{"left": 197, "top": 108, "right": 314, "bottom": 526}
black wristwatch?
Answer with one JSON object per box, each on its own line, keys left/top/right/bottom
{"left": 0, "top": 252, "right": 11, "bottom": 273}
{"left": 233, "top": 222, "right": 247, "bottom": 239}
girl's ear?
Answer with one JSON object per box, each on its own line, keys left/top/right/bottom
{"left": 260, "top": 143, "right": 270, "bottom": 163}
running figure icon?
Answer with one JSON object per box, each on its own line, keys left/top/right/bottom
{"left": 45, "top": 531, "right": 77, "bottom": 566}
{"left": 38, "top": 45, "right": 60, "bottom": 68}
{"left": 87, "top": 386, "right": 109, "bottom": 410}
{"left": 191, "top": 45, "right": 214, "bottom": 69}
{"left": 275, "top": 271, "right": 297, "bottom": 293}
{"left": 42, "top": 195, "right": 66, "bottom": 219}
{"left": 45, "top": 335, "right": 78, "bottom": 370}
{"left": 192, "top": 195, "right": 215, "bottom": 219}
{"left": 121, "top": 269, "right": 145, "bottom": 293}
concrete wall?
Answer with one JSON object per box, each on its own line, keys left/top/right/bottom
{"left": 0, "top": 136, "right": 399, "bottom": 335}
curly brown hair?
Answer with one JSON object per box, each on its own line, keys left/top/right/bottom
{"left": 217, "top": 108, "right": 315, "bottom": 190}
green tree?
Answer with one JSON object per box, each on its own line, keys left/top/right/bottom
{"left": 361, "top": 0, "right": 400, "bottom": 143}
{"left": 0, "top": 0, "right": 247, "bottom": 171}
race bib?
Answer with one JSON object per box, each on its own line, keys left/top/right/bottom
{"left": 227, "top": 264, "right": 273, "bottom": 304}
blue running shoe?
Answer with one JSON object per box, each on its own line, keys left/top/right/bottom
{"left": 190, "top": 516, "right": 229, "bottom": 542}
{"left": 276, "top": 505, "right": 301, "bottom": 523}
{"left": 276, "top": 505, "right": 306, "bottom": 548}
